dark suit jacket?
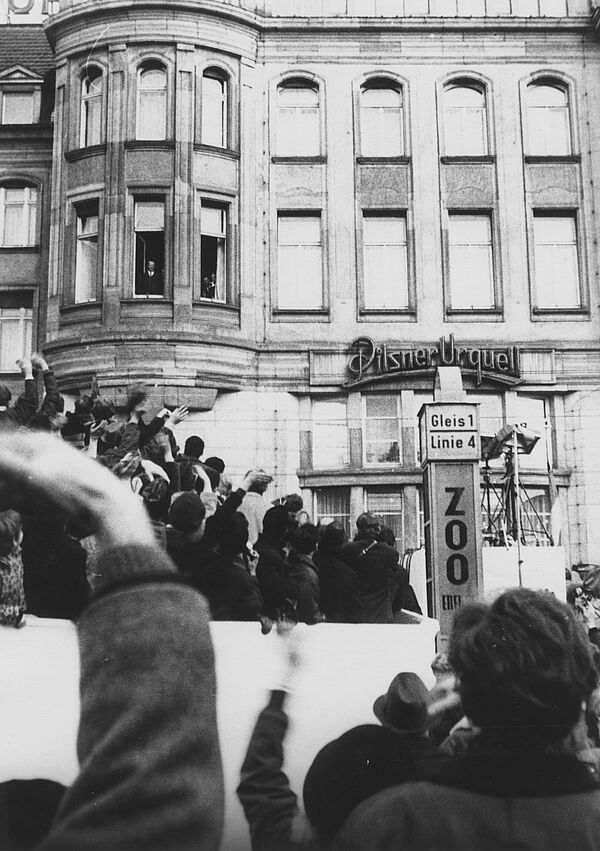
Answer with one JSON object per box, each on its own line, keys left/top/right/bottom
{"left": 137, "top": 270, "right": 164, "bottom": 296}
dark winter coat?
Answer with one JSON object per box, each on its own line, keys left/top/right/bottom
{"left": 334, "top": 743, "right": 600, "bottom": 851}
{"left": 0, "top": 379, "right": 37, "bottom": 430}
{"left": 312, "top": 549, "right": 360, "bottom": 623}
{"left": 255, "top": 537, "right": 289, "bottom": 620}
{"left": 188, "top": 550, "right": 262, "bottom": 622}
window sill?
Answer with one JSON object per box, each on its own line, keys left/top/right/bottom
{"left": 0, "top": 246, "right": 39, "bottom": 253}
{"left": 524, "top": 154, "right": 580, "bottom": 164}
{"left": 61, "top": 301, "right": 100, "bottom": 310}
{"left": 124, "top": 140, "right": 175, "bottom": 150}
{"left": 356, "top": 156, "right": 410, "bottom": 164}
{"left": 359, "top": 308, "right": 415, "bottom": 317}
{"left": 65, "top": 144, "right": 107, "bottom": 161}
{"left": 271, "top": 155, "right": 326, "bottom": 164}
{"left": 445, "top": 308, "right": 503, "bottom": 316}
{"left": 122, "top": 296, "right": 171, "bottom": 302}
{"left": 272, "top": 307, "right": 328, "bottom": 315}
{"left": 440, "top": 155, "right": 495, "bottom": 164}
{"left": 193, "top": 144, "right": 239, "bottom": 160}
{"left": 532, "top": 307, "right": 589, "bottom": 316}
{"left": 192, "top": 300, "right": 239, "bottom": 312}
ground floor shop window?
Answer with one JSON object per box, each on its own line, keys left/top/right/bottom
{"left": 365, "top": 488, "right": 403, "bottom": 546}
{"left": 313, "top": 487, "right": 351, "bottom": 538}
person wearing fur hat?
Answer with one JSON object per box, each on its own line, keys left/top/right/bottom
{"left": 0, "top": 356, "right": 37, "bottom": 431}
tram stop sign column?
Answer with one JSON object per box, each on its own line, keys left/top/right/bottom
{"left": 419, "top": 368, "right": 483, "bottom": 646}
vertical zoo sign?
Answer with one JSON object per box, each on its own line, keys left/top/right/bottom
{"left": 429, "top": 463, "right": 481, "bottom": 640}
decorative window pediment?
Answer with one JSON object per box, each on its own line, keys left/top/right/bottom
{"left": 0, "top": 66, "right": 43, "bottom": 85}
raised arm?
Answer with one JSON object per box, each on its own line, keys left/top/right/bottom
{"left": 0, "top": 434, "right": 224, "bottom": 851}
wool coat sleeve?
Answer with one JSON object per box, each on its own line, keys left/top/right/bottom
{"left": 39, "top": 369, "right": 63, "bottom": 417}
{"left": 11, "top": 378, "right": 38, "bottom": 426}
{"left": 37, "top": 544, "right": 224, "bottom": 851}
{"left": 237, "top": 690, "right": 302, "bottom": 851}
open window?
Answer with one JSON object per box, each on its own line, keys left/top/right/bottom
{"left": 134, "top": 198, "right": 165, "bottom": 297}
{"left": 201, "top": 69, "right": 228, "bottom": 148}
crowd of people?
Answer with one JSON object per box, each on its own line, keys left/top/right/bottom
{"left": 1, "top": 356, "right": 600, "bottom": 849}
{"left": 0, "top": 353, "right": 421, "bottom": 630}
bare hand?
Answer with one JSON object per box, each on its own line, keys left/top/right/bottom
{"left": 30, "top": 352, "right": 49, "bottom": 371}
{"left": 169, "top": 405, "right": 189, "bottom": 426}
{"left": 241, "top": 469, "right": 273, "bottom": 492}
{"left": 16, "top": 358, "right": 33, "bottom": 378}
{"left": 0, "top": 433, "right": 154, "bottom": 551}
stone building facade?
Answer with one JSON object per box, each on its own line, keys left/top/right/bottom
{"left": 1, "top": 0, "right": 599, "bottom": 567}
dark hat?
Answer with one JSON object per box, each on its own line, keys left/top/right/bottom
{"left": 0, "top": 386, "right": 12, "bottom": 406}
{"left": 204, "top": 456, "right": 225, "bottom": 475}
{"left": 169, "top": 492, "right": 206, "bottom": 533}
{"left": 303, "top": 724, "right": 415, "bottom": 841}
{"left": 373, "top": 672, "right": 430, "bottom": 734}
{"left": 184, "top": 435, "right": 205, "bottom": 460}
{"left": 356, "top": 511, "right": 381, "bottom": 533}
{"left": 319, "top": 521, "right": 346, "bottom": 551}
{"left": 261, "top": 504, "right": 289, "bottom": 539}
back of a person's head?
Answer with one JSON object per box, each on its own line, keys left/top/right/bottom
{"left": 92, "top": 397, "right": 115, "bottom": 422}
{"left": 378, "top": 525, "right": 397, "bottom": 547}
{"left": 282, "top": 493, "right": 303, "bottom": 514}
{"left": 0, "top": 386, "right": 12, "bottom": 407}
{"left": 261, "top": 505, "right": 289, "bottom": 542}
{"left": 0, "top": 510, "right": 22, "bottom": 558}
{"left": 449, "top": 587, "right": 597, "bottom": 747}
{"left": 288, "top": 522, "right": 319, "bottom": 555}
{"left": 318, "top": 521, "right": 347, "bottom": 553}
{"left": 356, "top": 512, "right": 381, "bottom": 538}
{"left": 125, "top": 383, "right": 147, "bottom": 416}
{"left": 246, "top": 468, "right": 269, "bottom": 495}
{"left": 169, "top": 491, "right": 206, "bottom": 534}
{"left": 303, "top": 724, "right": 415, "bottom": 842}
{"left": 184, "top": 435, "right": 204, "bottom": 459}
{"left": 140, "top": 478, "right": 170, "bottom": 522}
{"left": 204, "top": 456, "right": 225, "bottom": 475}
{"left": 215, "top": 511, "right": 249, "bottom": 555}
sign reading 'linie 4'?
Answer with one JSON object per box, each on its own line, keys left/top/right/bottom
{"left": 347, "top": 334, "right": 521, "bottom": 387}
{"left": 420, "top": 403, "right": 480, "bottom": 462}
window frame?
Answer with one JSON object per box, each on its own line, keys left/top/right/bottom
{"left": 273, "top": 75, "right": 324, "bottom": 160}
{"left": 274, "top": 210, "right": 327, "bottom": 314}
{"left": 129, "top": 191, "right": 169, "bottom": 299}
{"left": 74, "top": 200, "right": 100, "bottom": 304}
{"left": 311, "top": 398, "right": 349, "bottom": 471}
{"left": 312, "top": 486, "right": 351, "bottom": 538}
{"left": 79, "top": 65, "right": 104, "bottom": 149}
{"left": 443, "top": 209, "right": 501, "bottom": 315}
{"left": 363, "top": 486, "right": 404, "bottom": 548}
{"left": 523, "top": 76, "right": 574, "bottom": 158}
{"left": 200, "top": 67, "right": 229, "bottom": 150}
{"left": 135, "top": 60, "right": 169, "bottom": 142}
{"left": 0, "top": 182, "right": 40, "bottom": 249}
{"left": 358, "top": 209, "right": 413, "bottom": 315}
{"left": 362, "top": 392, "right": 403, "bottom": 468}
{"left": 0, "top": 288, "right": 36, "bottom": 373}
{"left": 358, "top": 77, "right": 405, "bottom": 159}
{"left": 529, "top": 209, "right": 586, "bottom": 314}
{"left": 439, "top": 76, "right": 492, "bottom": 159}
{"left": 195, "top": 197, "right": 232, "bottom": 304}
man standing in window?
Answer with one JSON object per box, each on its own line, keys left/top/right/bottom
{"left": 137, "top": 259, "right": 163, "bottom": 297}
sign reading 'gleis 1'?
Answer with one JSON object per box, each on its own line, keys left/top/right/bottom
{"left": 420, "top": 403, "right": 480, "bottom": 462}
